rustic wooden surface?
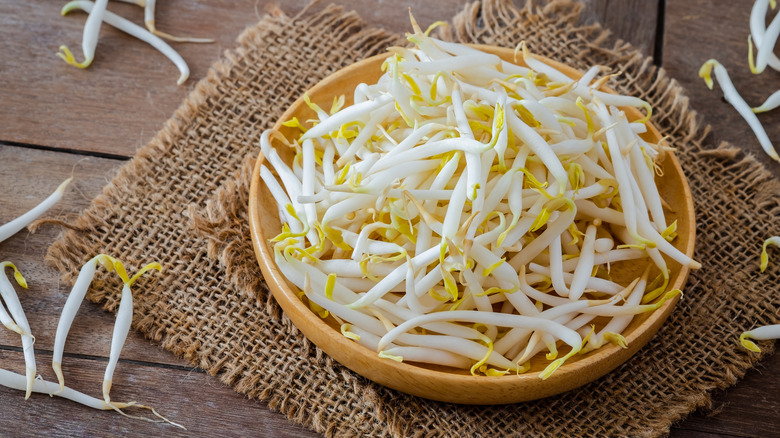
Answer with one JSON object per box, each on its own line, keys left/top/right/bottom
{"left": 0, "top": 0, "right": 777, "bottom": 436}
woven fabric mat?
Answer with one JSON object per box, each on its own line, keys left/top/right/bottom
{"left": 46, "top": 0, "right": 780, "bottom": 436}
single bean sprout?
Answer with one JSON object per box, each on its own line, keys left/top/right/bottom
{"left": 260, "top": 16, "right": 696, "bottom": 377}
{"left": 0, "top": 178, "right": 72, "bottom": 244}
{"left": 0, "top": 368, "right": 183, "bottom": 428}
{"left": 102, "top": 261, "right": 162, "bottom": 405}
{"left": 740, "top": 324, "right": 780, "bottom": 352}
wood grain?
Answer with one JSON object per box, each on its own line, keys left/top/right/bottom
{"left": 0, "top": 0, "right": 659, "bottom": 158}
{"left": 581, "top": 0, "right": 659, "bottom": 59}
{"left": 0, "top": 350, "right": 318, "bottom": 438}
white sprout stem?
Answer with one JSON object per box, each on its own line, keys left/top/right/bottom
{"left": 300, "top": 139, "right": 320, "bottom": 246}
{"left": 0, "top": 300, "right": 25, "bottom": 336}
{"left": 0, "top": 178, "right": 72, "bottom": 243}
{"left": 700, "top": 59, "right": 780, "bottom": 162}
{"left": 548, "top": 235, "right": 570, "bottom": 297}
{"left": 387, "top": 333, "right": 519, "bottom": 370}
{"left": 103, "top": 283, "right": 133, "bottom": 404}
{"left": 0, "top": 263, "right": 35, "bottom": 399}
{"left": 750, "top": 0, "right": 780, "bottom": 71}
{"left": 753, "top": 7, "right": 780, "bottom": 74}
{"left": 594, "top": 103, "right": 645, "bottom": 246}
{"left": 63, "top": 1, "right": 190, "bottom": 85}
{"left": 753, "top": 89, "right": 780, "bottom": 113}
{"left": 525, "top": 264, "right": 624, "bottom": 296}
{"left": 0, "top": 368, "right": 129, "bottom": 410}
{"left": 302, "top": 95, "right": 393, "bottom": 141}
{"left": 52, "top": 255, "right": 100, "bottom": 390}
{"left": 508, "top": 205, "right": 576, "bottom": 269}
{"left": 381, "top": 346, "right": 472, "bottom": 369}
{"left": 376, "top": 310, "right": 582, "bottom": 353}
{"left": 259, "top": 165, "right": 303, "bottom": 236}
{"left": 568, "top": 221, "right": 599, "bottom": 301}
{"left": 348, "top": 247, "right": 440, "bottom": 309}
{"left": 560, "top": 248, "right": 645, "bottom": 271}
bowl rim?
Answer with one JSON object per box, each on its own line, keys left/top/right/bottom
{"left": 248, "top": 45, "right": 696, "bottom": 404}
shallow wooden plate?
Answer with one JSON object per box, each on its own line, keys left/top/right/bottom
{"left": 248, "top": 46, "right": 696, "bottom": 404}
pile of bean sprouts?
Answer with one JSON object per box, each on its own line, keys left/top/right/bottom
{"left": 259, "top": 18, "right": 700, "bottom": 378}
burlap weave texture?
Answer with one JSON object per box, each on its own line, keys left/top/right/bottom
{"left": 46, "top": 1, "right": 780, "bottom": 437}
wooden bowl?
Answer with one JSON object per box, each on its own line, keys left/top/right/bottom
{"left": 248, "top": 46, "right": 696, "bottom": 404}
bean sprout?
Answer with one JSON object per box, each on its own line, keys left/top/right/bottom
{"left": 0, "top": 178, "right": 72, "bottom": 244}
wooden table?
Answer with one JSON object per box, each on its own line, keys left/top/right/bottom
{"left": 1, "top": 1, "right": 778, "bottom": 436}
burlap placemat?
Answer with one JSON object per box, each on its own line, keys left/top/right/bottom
{"left": 45, "top": 0, "right": 780, "bottom": 436}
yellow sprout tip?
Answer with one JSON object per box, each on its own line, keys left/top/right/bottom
{"left": 748, "top": 36, "right": 759, "bottom": 75}
{"left": 128, "top": 262, "right": 163, "bottom": 286}
{"left": 698, "top": 60, "right": 716, "bottom": 90}
{"left": 604, "top": 332, "right": 628, "bottom": 349}
{"left": 740, "top": 332, "right": 762, "bottom": 353}
{"left": 113, "top": 261, "right": 130, "bottom": 285}
{"left": 52, "top": 362, "right": 65, "bottom": 393}
{"left": 14, "top": 271, "right": 28, "bottom": 289}
{"left": 424, "top": 21, "right": 449, "bottom": 36}
{"left": 539, "top": 358, "right": 563, "bottom": 380}
{"left": 57, "top": 177, "right": 74, "bottom": 193}
{"left": 760, "top": 237, "right": 780, "bottom": 272}
{"left": 378, "top": 351, "right": 404, "bottom": 362}
{"left": 57, "top": 45, "right": 92, "bottom": 69}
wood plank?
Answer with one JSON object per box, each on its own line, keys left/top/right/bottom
{"left": 0, "top": 349, "right": 318, "bottom": 437}
{"left": 0, "top": 0, "right": 658, "bottom": 158}
{"left": 670, "top": 352, "right": 780, "bottom": 437}
{"left": 580, "top": 0, "right": 659, "bottom": 59}
{"left": 0, "top": 145, "right": 181, "bottom": 367}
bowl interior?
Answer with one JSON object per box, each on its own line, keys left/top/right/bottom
{"left": 248, "top": 46, "right": 696, "bottom": 404}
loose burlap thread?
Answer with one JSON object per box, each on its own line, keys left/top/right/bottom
{"left": 46, "top": 1, "right": 780, "bottom": 436}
